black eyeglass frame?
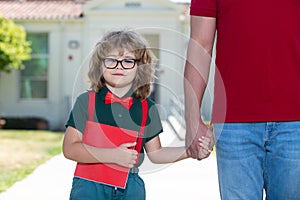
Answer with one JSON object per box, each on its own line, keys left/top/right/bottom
{"left": 102, "top": 58, "right": 140, "bottom": 69}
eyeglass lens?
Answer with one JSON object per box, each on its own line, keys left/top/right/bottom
{"left": 104, "top": 58, "right": 136, "bottom": 69}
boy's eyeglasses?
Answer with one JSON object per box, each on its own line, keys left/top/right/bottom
{"left": 102, "top": 58, "right": 139, "bottom": 69}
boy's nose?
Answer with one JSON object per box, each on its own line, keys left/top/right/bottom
{"left": 115, "top": 62, "right": 123, "bottom": 69}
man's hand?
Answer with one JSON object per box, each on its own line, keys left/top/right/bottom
{"left": 186, "top": 129, "right": 200, "bottom": 159}
{"left": 198, "top": 126, "right": 214, "bottom": 160}
{"left": 186, "top": 123, "right": 215, "bottom": 160}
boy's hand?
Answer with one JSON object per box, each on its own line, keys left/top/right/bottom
{"left": 112, "top": 142, "right": 138, "bottom": 168}
{"left": 198, "top": 127, "right": 215, "bottom": 160}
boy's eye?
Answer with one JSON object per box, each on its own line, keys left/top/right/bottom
{"left": 123, "top": 59, "right": 135, "bottom": 64}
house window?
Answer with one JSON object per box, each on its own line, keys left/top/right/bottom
{"left": 20, "top": 33, "right": 48, "bottom": 99}
{"left": 125, "top": 2, "right": 141, "bottom": 8}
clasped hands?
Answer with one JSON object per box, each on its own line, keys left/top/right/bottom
{"left": 186, "top": 125, "right": 215, "bottom": 160}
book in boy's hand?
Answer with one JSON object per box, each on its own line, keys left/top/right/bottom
{"left": 74, "top": 121, "right": 138, "bottom": 188}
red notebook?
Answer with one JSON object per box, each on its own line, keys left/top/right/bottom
{"left": 74, "top": 121, "right": 138, "bottom": 188}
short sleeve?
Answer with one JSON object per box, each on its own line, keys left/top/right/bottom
{"left": 144, "top": 100, "right": 163, "bottom": 143}
{"left": 190, "top": 0, "right": 217, "bottom": 17}
{"left": 65, "top": 93, "right": 88, "bottom": 133}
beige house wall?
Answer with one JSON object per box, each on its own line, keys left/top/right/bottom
{"left": 0, "top": 0, "right": 194, "bottom": 130}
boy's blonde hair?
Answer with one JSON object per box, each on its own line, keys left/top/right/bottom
{"left": 88, "top": 29, "right": 156, "bottom": 99}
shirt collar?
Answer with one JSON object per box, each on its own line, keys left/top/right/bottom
{"left": 98, "top": 85, "right": 137, "bottom": 103}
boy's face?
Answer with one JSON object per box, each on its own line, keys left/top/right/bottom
{"left": 102, "top": 49, "right": 138, "bottom": 92}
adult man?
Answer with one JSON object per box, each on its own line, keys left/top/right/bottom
{"left": 184, "top": 0, "right": 300, "bottom": 199}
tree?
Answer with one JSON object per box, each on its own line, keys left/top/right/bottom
{"left": 0, "top": 17, "right": 31, "bottom": 73}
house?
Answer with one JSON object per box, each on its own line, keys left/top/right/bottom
{"left": 0, "top": 0, "right": 213, "bottom": 130}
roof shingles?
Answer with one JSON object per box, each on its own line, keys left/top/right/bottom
{"left": 0, "top": 1, "right": 84, "bottom": 20}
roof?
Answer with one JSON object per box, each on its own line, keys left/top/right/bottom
{"left": 0, "top": 0, "right": 84, "bottom": 20}
{"left": 0, "top": 0, "right": 189, "bottom": 20}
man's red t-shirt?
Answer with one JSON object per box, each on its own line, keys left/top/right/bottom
{"left": 190, "top": 0, "right": 300, "bottom": 123}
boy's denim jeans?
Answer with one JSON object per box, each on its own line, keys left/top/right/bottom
{"left": 214, "top": 122, "right": 300, "bottom": 200}
{"left": 70, "top": 173, "right": 145, "bottom": 200}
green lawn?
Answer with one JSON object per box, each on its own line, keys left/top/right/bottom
{"left": 0, "top": 130, "right": 63, "bottom": 193}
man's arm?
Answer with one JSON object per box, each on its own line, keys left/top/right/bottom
{"left": 184, "top": 15, "right": 216, "bottom": 159}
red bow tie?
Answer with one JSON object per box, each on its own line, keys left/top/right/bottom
{"left": 104, "top": 91, "right": 133, "bottom": 110}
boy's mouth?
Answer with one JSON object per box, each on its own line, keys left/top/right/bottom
{"left": 112, "top": 73, "right": 125, "bottom": 76}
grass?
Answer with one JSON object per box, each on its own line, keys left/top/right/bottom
{"left": 0, "top": 130, "right": 63, "bottom": 193}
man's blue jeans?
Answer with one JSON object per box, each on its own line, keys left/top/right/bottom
{"left": 213, "top": 122, "right": 300, "bottom": 200}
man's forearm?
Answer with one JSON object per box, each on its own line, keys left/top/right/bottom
{"left": 183, "top": 16, "right": 216, "bottom": 158}
{"left": 184, "top": 38, "right": 212, "bottom": 132}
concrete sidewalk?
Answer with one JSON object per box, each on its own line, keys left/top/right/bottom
{"left": 0, "top": 122, "right": 220, "bottom": 200}
{"left": 0, "top": 154, "right": 75, "bottom": 200}
{"left": 142, "top": 155, "right": 220, "bottom": 200}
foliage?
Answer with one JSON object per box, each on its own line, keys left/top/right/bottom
{"left": 0, "top": 17, "right": 31, "bottom": 73}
